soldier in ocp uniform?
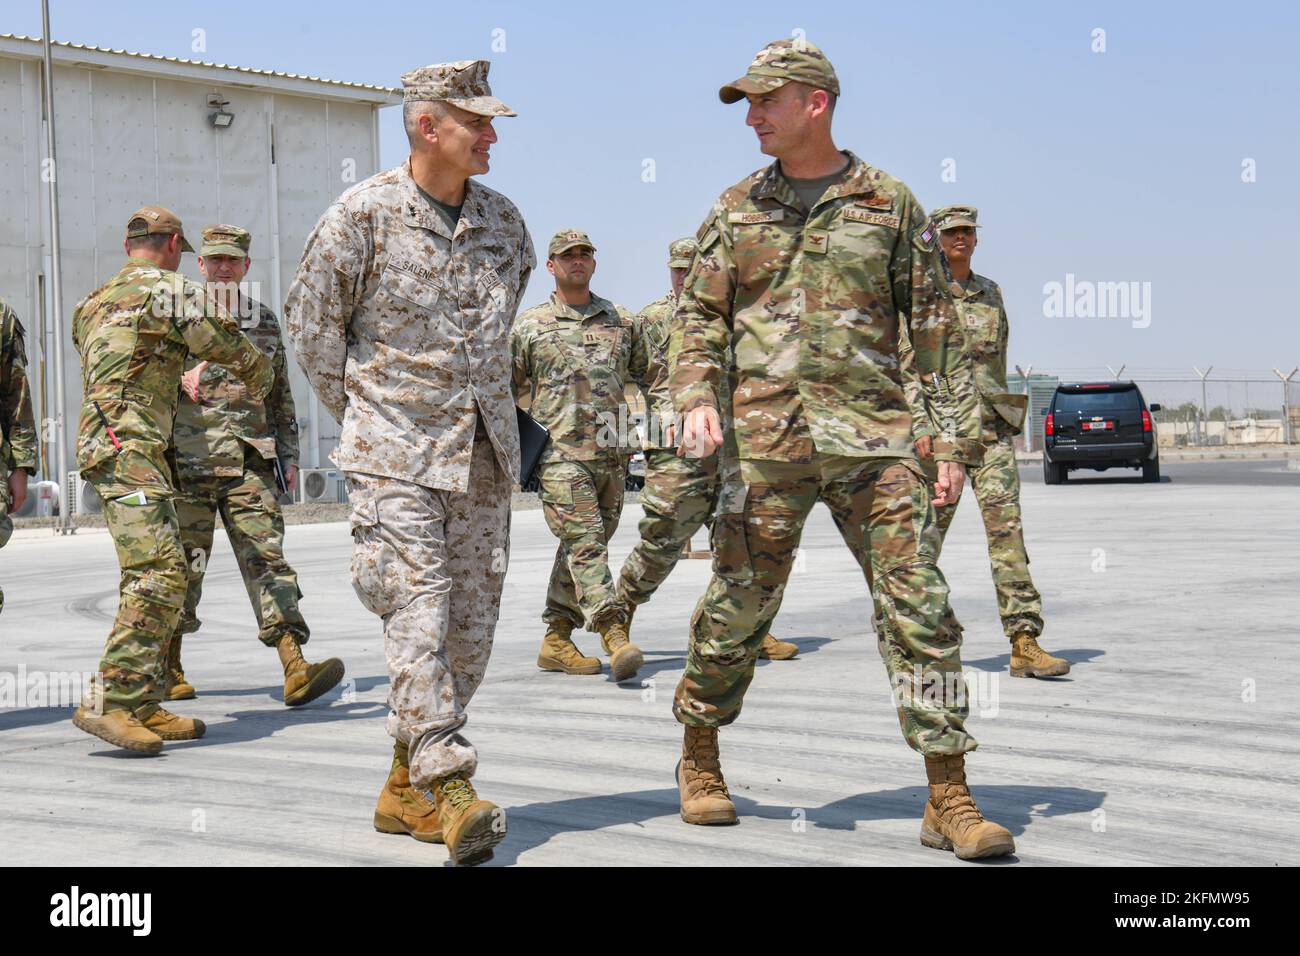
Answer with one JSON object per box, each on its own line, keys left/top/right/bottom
{"left": 511, "top": 229, "right": 652, "bottom": 681}
{"left": 1, "top": 297, "right": 38, "bottom": 614}
{"left": 670, "top": 40, "right": 1016, "bottom": 859}
{"left": 70, "top": 206, "right": 273, "bottom": 754}
{"left": 164, "top": 225, "right": 344, "bottom": 706}
{"left": 910, "top": 206, "right": 1067, "bottom": 678}
{"left": 287, "top": 60, "right": 534, "bottom": 866}
{"left": 612, "top": 238, "right": 799, "bottom": 659}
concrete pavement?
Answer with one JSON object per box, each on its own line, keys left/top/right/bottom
{"left": 1, "top": 458, "right": 1297, "bottom": 866}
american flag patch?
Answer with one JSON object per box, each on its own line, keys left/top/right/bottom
{"left": 921, "top": 225, "right": 934, "bottom": 244}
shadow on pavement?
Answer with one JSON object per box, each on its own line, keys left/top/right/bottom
{"left": 483, "top": 782, "right": 1102, "bottom": 865}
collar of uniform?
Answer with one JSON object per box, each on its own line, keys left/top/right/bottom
{"left": 952, "top": 272, "right": 992, "bottom": 301}
{"left": 398, "top": 160, "right": 488, "bottom": 241}
{"left": 752, "top": 150, "right": 879, "bottom": 210}
{"left": 124, "top": 255, "right": 161, "bottom": 270}
{"left": 548, "top": 291, "right": 615, "bottom": 322}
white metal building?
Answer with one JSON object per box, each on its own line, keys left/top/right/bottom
{"left": 0, "top": 34, "right": 401, "bottom": 490}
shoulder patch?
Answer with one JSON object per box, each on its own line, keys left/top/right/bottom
{"left": 913, "top": 222, "right": 936, "bottom": 253}
{"left": 697, "top": 227, "right": 721, "bottom": 253}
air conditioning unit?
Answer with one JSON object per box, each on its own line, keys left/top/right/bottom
{"left": 298, "top": 467, "right": 346, "bottom": 503}
{"left": 67, "top": 471, "right": 102, "bottom": 515}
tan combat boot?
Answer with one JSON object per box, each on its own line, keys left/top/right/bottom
{"left": 164, "top": 636, "right": 196, "bottom": 700}
{"left": 677, "top": 725, "right": 738, "bottom": 825}
{"left": 758, "top": 632, "right": 799, "bottom": 660}
{"left": 536, "top": 619, "right": 601, "bottom": 675}
{"left": 276, "top": 635, "right": 345, "bottom": 707}
{"left": 72, "top": 706, "right": 164, "bottom": 754}
{"left": 433, "top": 776, "right": 506, "bottom": 866}
{"left": 1009, "top": 632, "right": 1070, "bottom": 678}
{"left": 135, "top": 702, "right": 207, "bottom": 741}
{"left": 599, "top": 618, "right": 644, "bottom": 681}
{"left": 373, "top": 741, "right": 443, "bottom": 844}
{"left": 920, "top": 754, "right": 1015, "bottom": 860}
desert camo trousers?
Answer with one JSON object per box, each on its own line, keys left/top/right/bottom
{"left": 344, "top": 435, "right": 511, "bottom": 789}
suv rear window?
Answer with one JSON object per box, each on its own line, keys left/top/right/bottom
{"left": 1054, "top": 389, "right": 1141, "bottom": 415}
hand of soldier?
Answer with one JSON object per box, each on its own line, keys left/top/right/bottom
{"left": 181, "top": 362, "right": 209, "bottom": 402}
{"left": 8, "top": 471, "right": 27, "bottom": 512}
{"left": 284, "top": 464, "right": 298, "bottom": 490}
{"left": 932, "top": 460, "right": 966, "bottom": 507}
{"left": 664, "top": 421, "right": 677, "bottom": 446}
{"left": 678, "top": 406, "right": 723, "bottom": 458}
{"left": 915, "top": 435, "right": 934, "bottom": 459}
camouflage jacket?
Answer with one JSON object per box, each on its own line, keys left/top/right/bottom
{"left": 901, "top": 272, "right": 1026, "bottom": 443}
{"left": 670, "top": 152, "right": 983, "bottom": 465}
{"left": 511, "top": 292, "right": 651, "bottom": 465}
{"left": 71, "top": 257, "right": 274, "bottom": 498}
{"left": 175, "top": 297, "right": 300, "bottom": 481}
{"left": 637, "top": 291, "right": 679, "bottom": 449}
{"left": 0, "top": 299, "right": 38, "bottom": 477}
{"left": 285, "top": 161, "right": 535, "bottom": 492}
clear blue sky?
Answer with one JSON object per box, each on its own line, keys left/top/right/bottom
{"left": 10, "top": 0, "right": 1298, "bottom": 374}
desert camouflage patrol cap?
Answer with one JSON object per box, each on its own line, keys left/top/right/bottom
{"left": 667, "top": 237, "right": 698, "bottom": 268}
{"left": 719, "top": 38, "right": 840, "bottom": 104}
{"left": 548, "top": 229, "right": 596, "bottom": 257}
{"left": 125, "top": 205, "right": 194, "bottom": 252}
{"left": 200, "top": 224, "right": 252, "bottom": 258}
{"left": 931, "top": 205, "right": 980, "bottom": 231}
{"left": 401, "top": 60, "right": 517, "bottom": 117}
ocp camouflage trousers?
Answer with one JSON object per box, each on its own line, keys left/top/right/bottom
{"left": 345, "top": 435, "right": 511, "bottom": 789}
{"left": 538, "top": 457, "right": 627, "bottom": 632}
{"left": 931, "top": 435, "right": 1043, "bottom": 639}
{"left": 173, "top": 448, "right": 307, "bottom": 648}
{"left": 614, "top": 448, "right": 718, "bottom": 614}
{"left": 92, "top": 488, "right": 189, "bottom": 712}
{"left": 674, "top": 455, "right": 977, "bottom": 757}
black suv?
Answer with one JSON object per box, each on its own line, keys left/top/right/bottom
{"left": 1042, "top": 382, "right": 1162, "bottom": 484}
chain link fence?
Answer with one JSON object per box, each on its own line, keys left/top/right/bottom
{"left": 1009, "top": 368, "right": 1298, "bottom": 450}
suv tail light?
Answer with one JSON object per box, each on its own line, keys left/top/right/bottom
{"left": 1045, "top": 413, "right": 1054, "bottom": 436}
{"left": 1141, "top": 409, "right": 1151, "bottom": 432}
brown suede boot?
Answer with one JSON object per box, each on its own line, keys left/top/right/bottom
{"left": 434, "top": 776, "right": 506, "bottom": 866}
{"left": 135, "top": 702, "right": 206, "bottom": 741}
{"left": 164, "top": 636, "right": 196, "bottom": 700}
{"left": 758, "top": 632, "right": 799, "bottom": 660}
{"left": 677, "top": 725, "right": 738, "bottom": 825}
{"left": 277, "top": 635, "right": 345, "bottom": 707}
{"left": 536, "top": 619, "right": 601, "bottom": 675}
{"left": 1010, "top": 633, "right": 1070, "bottom": 678}
{"left": 72, "top": 706, "right": 164, "bottom": 753}
{"left": 920, "top": 754, "right": 1015, "bottom": 860}
{"left": 373, "top": 742, "right": 444, "bottom": 843}
{"left": 599, "top": 618, "right": 643, "bottom": 681}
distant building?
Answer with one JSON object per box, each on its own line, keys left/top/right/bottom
{"left": 1008, "top": 373, "right": 1060, "bottom": 451}
{"left": 0, "top": 34, "right": 401, "bottom": 483}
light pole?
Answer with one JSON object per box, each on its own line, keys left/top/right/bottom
{"left": 1194, "top": 366, "right": 1213, "bottom": 445}
{"left": 1274, "top": 367, "right": 1297, "bottom": 444}
{"left": 1014, "top": 364, "right": 1033, "bottom": 453}
{"left": 40, "top": 0, "right": 71, "bottom": 534}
